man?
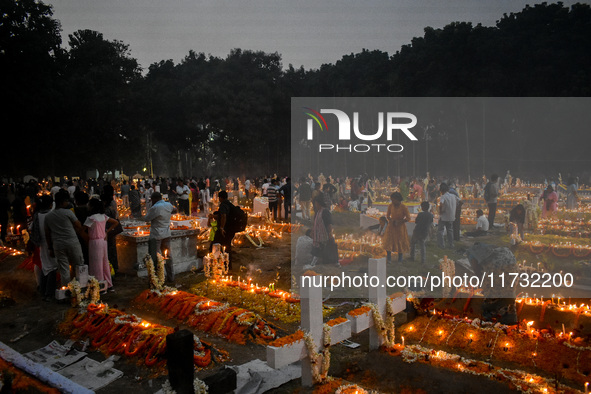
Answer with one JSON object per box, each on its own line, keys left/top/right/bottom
{"left": 218, "top": 191, "right": 237, "bottom": 267}
{"left": 44, "top": 189, "right": 87, "bottom": 285}
{"left": 297, "top": 178, "right": 312, "bottom": 220}
{"left": 267, "top": 179, "right": 278, "bottom": 220}
{"left": 176, "top": 179, "right": 190, "bottom": 216}
{"left": 244, "top": 178, "right": 251, "bottom": 200}
{"left": 484, "top": 174, "right": 500, "bottom": 227}
{"left": 120, "top": 180, "right": 130, "bottom": 208}
{"left": 466, "top": 209, "right": 489, "bottom": 237}
{"left": 143, "top": 192, "right": 176, "bottom": 281}
{"left": 279, "top": 177, "right": 292, "bottom": 220}
{"left": 437, "top": 183, "right": 459, "bottom": 249}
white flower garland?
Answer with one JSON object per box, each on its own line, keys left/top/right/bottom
{"left": 245, "top": 233, "right": 264, "bottom": 248}
{"left": 401, "top": 344, "right": 573, "bottom": 394}
{"left": 67, "top": 279, "right": 83, "bottom": 307}
{"left": 84, "top": 276, "right": 101, "bottom": 305}
{"left": 193, "top": 301, "right": 230, "bottom": 316}
{"left": 144, "top": 253, "right": 165, "bottom": 291}
{"left": 369, "top": 297, "right": 396, "bottom": 348}
{"left": 303, "top": 324, "right": 332, "bottom": 384}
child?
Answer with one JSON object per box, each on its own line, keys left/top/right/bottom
{"left": 368, "top": 216, "right": 388, "bottom": 236}
{"left": 465, "top": 209, "right": 489, "bottom": 237}
{"left": 410, "top": 201, "right": 434, "bottom": 264}
{"left": 207, "top": 211, "right": 221, "bottom": 251}
{"left": 84, "top": 198, "right": 119, "bottom": 292}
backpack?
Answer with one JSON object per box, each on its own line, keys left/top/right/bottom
{"left": 483, "top": 182, "right": 491, "bottom": 202}
{"left": 227, "top": 204, "right": 248, "bottom": 233}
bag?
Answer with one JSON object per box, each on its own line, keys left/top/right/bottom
{"left": 227, "top": 204, "right": 248, "bottom": 233}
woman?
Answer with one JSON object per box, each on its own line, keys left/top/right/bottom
{"left": 541, "top": 185, "right": 558, "bottom": 218}
{"left": 101, "top": 188, "right": 120, "bottom": 274}
{"left": 508, "top": 204, "right": 526, "bottom": 241}
{"left": 566, "top": 177, "right": 579, "bottom": 210}
{"left": 311, "top": 195, "right": 338, "bottom": 265}
{"left": 30, "top": 195, "right": 58, "bottom": 301}
{"left": 383, "top": 192, "right": 410, "bottom": 262}
{"left": 85, "top": 199, "right": 118, "bottom": 291}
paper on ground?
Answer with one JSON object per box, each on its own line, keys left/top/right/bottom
{"left": 58, "top": 357, "right": 123, "bottom": 391}
{"left": 24, "top": 340, "right": 86, "bottom": 371}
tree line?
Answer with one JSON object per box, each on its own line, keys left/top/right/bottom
{"left": 1, "top": 1, "right": 590, "bottom": 179}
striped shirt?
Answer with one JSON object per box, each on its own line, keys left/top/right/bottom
{"left": 267, "top": 186, "right": 278, "bottom": 202}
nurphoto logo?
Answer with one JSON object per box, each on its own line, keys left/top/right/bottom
{"left": 303, "top": 107, "right": 418, "bottom": 153}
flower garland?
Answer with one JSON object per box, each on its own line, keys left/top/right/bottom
{"left": 368, "top": 297, "right": 396, "bottom": 348}
{"left": 58, "top": 304, "right": 225, "bottom": 369}
{"left": 84, "top": 277, "right": 101, "bottom": 305}
{"left": 132, "top": 290, "right": 276, "bottom": 344}
{"left": 244, "top": 233, "right": 264, "bottom": 248}
{"left": 68, "top": 279, "right": 83, "bottom": 307}
{"left": 144, "top": 253, "right": 165, "bottom": 291}
{"left": 401, "top": 315, "right": 591, "bottom": 386}
{"left": 303, "top": 324, "right": 332, "bottom": 384}
{"left": 399, "top": 344, "right": 582, "bottom": 394}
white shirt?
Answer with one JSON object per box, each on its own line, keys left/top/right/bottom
{"left": 439, "top": 192, "right": 459, "bottom": 222}
{"left": 476, "top": 215, "right": 489, "bottom": 231}
{"left": 176, "top": 185, "right": 190, "bottom": 200}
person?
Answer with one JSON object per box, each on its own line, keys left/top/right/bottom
{"left": 410, "top": 201, "right": 433, "bottom": 264}
{"left": 120, "top": 180, "right": 130, "bottom": 208}
{"left": 565, "top": 177, "right": 579, "bottom": 210}
{"left": 84, "top": 198, "right": 118, "bottom": 292}
{"left": 541, "top": 185, "right": 558, "bottom": 218}
{"left": 217, "top": 191, "right": 238, "bottom": 267}
{"left": 437, "top": 183, "right": 459, "bottom": 249}
{"left": 466, "top": 209, "right": 489, "bottom": 237}
{"left": 427, "top": 179, "right": 438, "bottom": 203}
{"left": 368, "top": 216, "right": 388, "bottom": 236}
{"left": 143, "top": 192, "right": 176, "bottom": 281}
{"left": 244, "top": 178, "right": 251, "bottom": 200}
{"left": 508, "top": 204, "right": 526, "bottom": 241}
{"left": 176, "top": 179, "right": 190, "bottom": 216}
{"left": 262, "top": 179, "right": 270, "bottom": 196}
{"left": 449, "top": 184, "right": 463, "bottom": 241}
{"left": 467, "top": 243, "right": 518, "bottom": 324}
{"left": 311, "top": 195, "right": 338, "bottom": 265}
{"left": 297, "top": 178, "right": 312, "bottom": 220}
{"left": 295, "top": 229, "right": 314, "bottom": 267}
{"left": 267, "top": 179, "right": 278, "bottom": 220}
{"left": 101, "top": 189, "right": 120, "bottom": 274}
{"left": 484, "top": 174, "right": 500, "bottom": 227}
{"left": 30, "top": 195, "right": 57, "bottom": 301}
{"left": 44, "top": 190, "right": 87, "bottom": 286}
{"left": 207, "top": 211, "right": 221, "bottom": 251}
{"left": 73, "top": 191, "right": 90, "bottom": 265}
{"left": 129, "top": 184, "right": 142, "bottom": 219}
{"left": 279, "top": 177, "right": 292, "bottom": 220}
{"left": 383, "top": 192, "right": 411, "bottom": 262}
{"left": 190, "top": 182, "right": 199, "bottom": 215}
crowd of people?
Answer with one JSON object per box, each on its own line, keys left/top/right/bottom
{"left": 292, "top": 172, "right": 583, "bottom": 267}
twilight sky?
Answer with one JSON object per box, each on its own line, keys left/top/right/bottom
{"left": 49, "top": 0, "right": 586, "bottom": 71}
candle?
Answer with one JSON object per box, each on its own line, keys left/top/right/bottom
{"left": 401, "top": 336, "right": 405, "bottom": 347}
{"left": 584, "top": 382, "right": 589, "bottom": 394}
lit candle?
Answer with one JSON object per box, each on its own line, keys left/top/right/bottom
{"left": 584, "top": 382, "right": 589, "bottom": 394}
{"left": 401, "top": 336, "right": 405, "bottom": 347}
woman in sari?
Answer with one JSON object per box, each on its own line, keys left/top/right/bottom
{"left": 383, "top": 192, "right": 410, "bottom": 262}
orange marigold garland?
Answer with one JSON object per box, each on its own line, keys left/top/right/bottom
{"left": 59, "top": 304, "right": 226, "bottom": 370}
{"left": 133, "top": 289, "right": 276, "bottom": 345}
